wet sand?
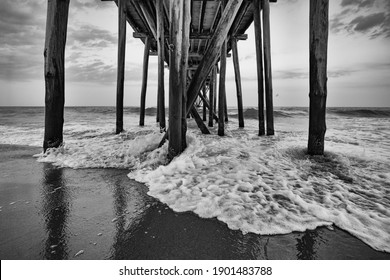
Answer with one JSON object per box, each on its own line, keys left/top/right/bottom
{"left": 0, "top": 144, "right": 389, "bottom": 260}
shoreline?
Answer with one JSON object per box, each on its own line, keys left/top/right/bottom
{"left": 0, "top": 144, "right": 389, "bottom": 259}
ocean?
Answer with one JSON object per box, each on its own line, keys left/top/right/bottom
{"left": 0, "top": 106, "right": 389, "bottom": 255}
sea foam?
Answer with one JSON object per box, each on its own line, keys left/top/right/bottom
{"left": 1, "top": 109, "right": 389, "bottom": 253}
{"left": 129, "top": 128, "right": 390, "bottom": 253}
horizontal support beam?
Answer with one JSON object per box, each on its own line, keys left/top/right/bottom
{"left": 101, "top": 0, "right": 276, "bottom": 1}
{"left": 150, "top": 52, "right": 231, "bottom": 58}
{"left": 134, "top": 32, "right": 247, "bottom": 40}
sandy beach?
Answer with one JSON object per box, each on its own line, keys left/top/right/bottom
{"left": 1, "top": 144, "right": 389, "bottom": 260}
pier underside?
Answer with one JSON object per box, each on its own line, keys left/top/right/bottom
{"left": 44, "top": 0, "right": 329, "bottom": 159}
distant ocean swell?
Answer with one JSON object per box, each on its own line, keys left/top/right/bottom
{"left": 0, "top": 106, "right": 389, "bottom": 253}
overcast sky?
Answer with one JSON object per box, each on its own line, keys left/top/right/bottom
{"left": 0, "top": 0, "right": 389, "bottom": 107}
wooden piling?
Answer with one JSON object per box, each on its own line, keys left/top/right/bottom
{"left": 202, "top": 85, "right": 207, "bottom": 121}
{"left": 181, "top": 0, "right": 191, "bottom": 151}
{"left": 156, "top": 0, "right": 166, "bottom": 131}
{"left": 218, "top": 52, "right": 227, "bottom": 134}
{"left": 263, "top": 0, "right": 274, "bottom": 135}
{"left": 43, "top": 0, "right": 70, "bottom": 152}
{"left": 224, "top": 89, "right": 229, "bottom": 122}
{"left": 116, "top": 0, "right": 126, "bottom": 134}
{"left": 208, "top": 67, "right": 216, "bottom": 127}
{"left": 231, "top": 39, "right": 244, "bottom": 128}
{"left": 168, "top": 0, "right": 190, "bottom": 159}
{"left": 253, "top": 0, "right": 265, "bottom": 136}
{"left": 213, "top": 66, "right": 217, "bottom": 112}
{"left": 308, "top": 0, "right": 329, "bottom": 155}
{"left": 139, "top": 37, "right": 151, "bottom": 126}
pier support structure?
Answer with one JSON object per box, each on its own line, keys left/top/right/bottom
{"left": 43, "top": 0, "right": 70, "bottom": 152}
{"left": 231, "top": 39, "right": 244, "bottom": 128}
{"left": 156, "top": 0, "right": 166, "bottom": 131}
{"left": 139, "top": 37, "right": 151, "bottom": 126}
{"left": 208, "top": 66, "right": 217, "bottom": 127}
{"left": 263, "top": 0, "right": 275, "bottom": 135}
{"left": 168, "top": 0, "right": 191, "bottom": 160}
{"left": 308, "top": 0, "right": 329, "bottom": 155}
{"left": 253, "top": 0, "right": 265, "bottom": 136}
{"left": 116, "top": 0, "right": 126, "bottom": 134}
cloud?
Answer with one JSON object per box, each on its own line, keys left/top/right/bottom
{"left": 0, "top": 0, "right": 46, "bottom": 81}
{"left": 0, "top": 0, "right": 119, "bottom": 82}
{"left": 331, "top": 0, "right": 390, "bottom": 38}
{"left": 350, "top": 13, "right": 386, "bottom": 32}
{"left": 67, "top": 25, "right": 117, "bottom": 48}
{"left": 71, "top": 0, "right": 113, "bottom": 10}
{"left": 341, "top": 0, "right": 375, "bottom": 8}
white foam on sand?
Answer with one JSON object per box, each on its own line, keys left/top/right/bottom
{"left": 2, "top": 114, "right": 389, "bottom": 253}
{"left": 129, "top": 128, "right": 390, "bottom": 253}
{"left": 36, "top": 128, "right": 166, "bottom": 169}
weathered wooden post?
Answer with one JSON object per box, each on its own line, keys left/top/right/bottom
{"left": 43, "top": 0, "right": 70, "bottom": 152}
{"left": 156, "top": 0, "right": 166, "bottom": 131}
{"left": 218, "top": 0, "right": 227, "bottom": 137}
{"left": 208, "top": 66, "right": 216, "bottom": 127}
{"left": 224, "top": 90, "right": 229, "bottom": 122}
{"left": 253, "top": 0, "right": 265, "bottom": 136}
{"left": 308, "top": 0, "right": 329, "bottom": 155}
{"left": 116, "top": 0, "right": 126, "bottom": 134}
{"left": 263, "top": 0, "right": 274, "bottom": 135}
{"left": 231, "top": 38, "right": 244, "bottom": 128}
{"left": 139, "top": 37, "right": 151, "bottom": 126}
{"left": 202, "top": 85, "right": 207, "bottom": 121}
{"left": 168, "top": 0, "right": 191, "bottom": 159}
{"left": 181, "top": 0, "right": 191, "bottom": 151}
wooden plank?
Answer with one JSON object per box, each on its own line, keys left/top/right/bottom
{"left": 197, "top": 90, "right": 219, "bottom": 121}
{"left": 263, "top": 0, "right": 274, "bottom": 135}
{"left": 136, "top": 0, "right": 157, "bottom": 39}
{"left": 116, "top": 0, "right": 126, "bottom": 134}
{"left": 308, "top": 0, "right": 329, "bottom": 155}
{"left": 231, "top": 39, "right": 244, "bottom": 127}
{"left": 230, "top": 1, "right": 250, "bottom": 36}
{"left": 191, "top": 107, "right": 211, "bottom": 134}
{"left": 157, "top": 0, "right": 166, "bottom": 131}
{"left": 199, "top": 0, "right": 207, "bottom": 33}
{"left": 139, "top": 37, "right": 151, "bottom": 126}
{"left": 43, "top": 0, "right": 70, "bottom": 152}
{"left": 185, "top": 0, "right": 244, "bottom": 119}
{"left": 253, "top": 0, "right": 265, "bottom": 136}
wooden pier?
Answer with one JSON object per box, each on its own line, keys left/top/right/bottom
{"left": 43, "top": 0, "right": 329, "bottom": 157}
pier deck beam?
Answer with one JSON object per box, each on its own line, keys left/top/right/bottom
{"left": 253, "top": 0, "right": 265, "bottom": 136}
{"left": 231, "top": 39, "right": 244, "bottom": 128}
{"left": 116, "top": 0, "right": 126, "bottom": 134}
{"left": 139, "top": 37, "right": 151, "bottom": 126}
{"left": 308, "top": 0, "right": 329, "bottom": 155}
{"left": 263, "top": 0, "right": 275, "bottom": 135}
{"left": 43, "top": 0, "right": 70, "bottom": 152}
